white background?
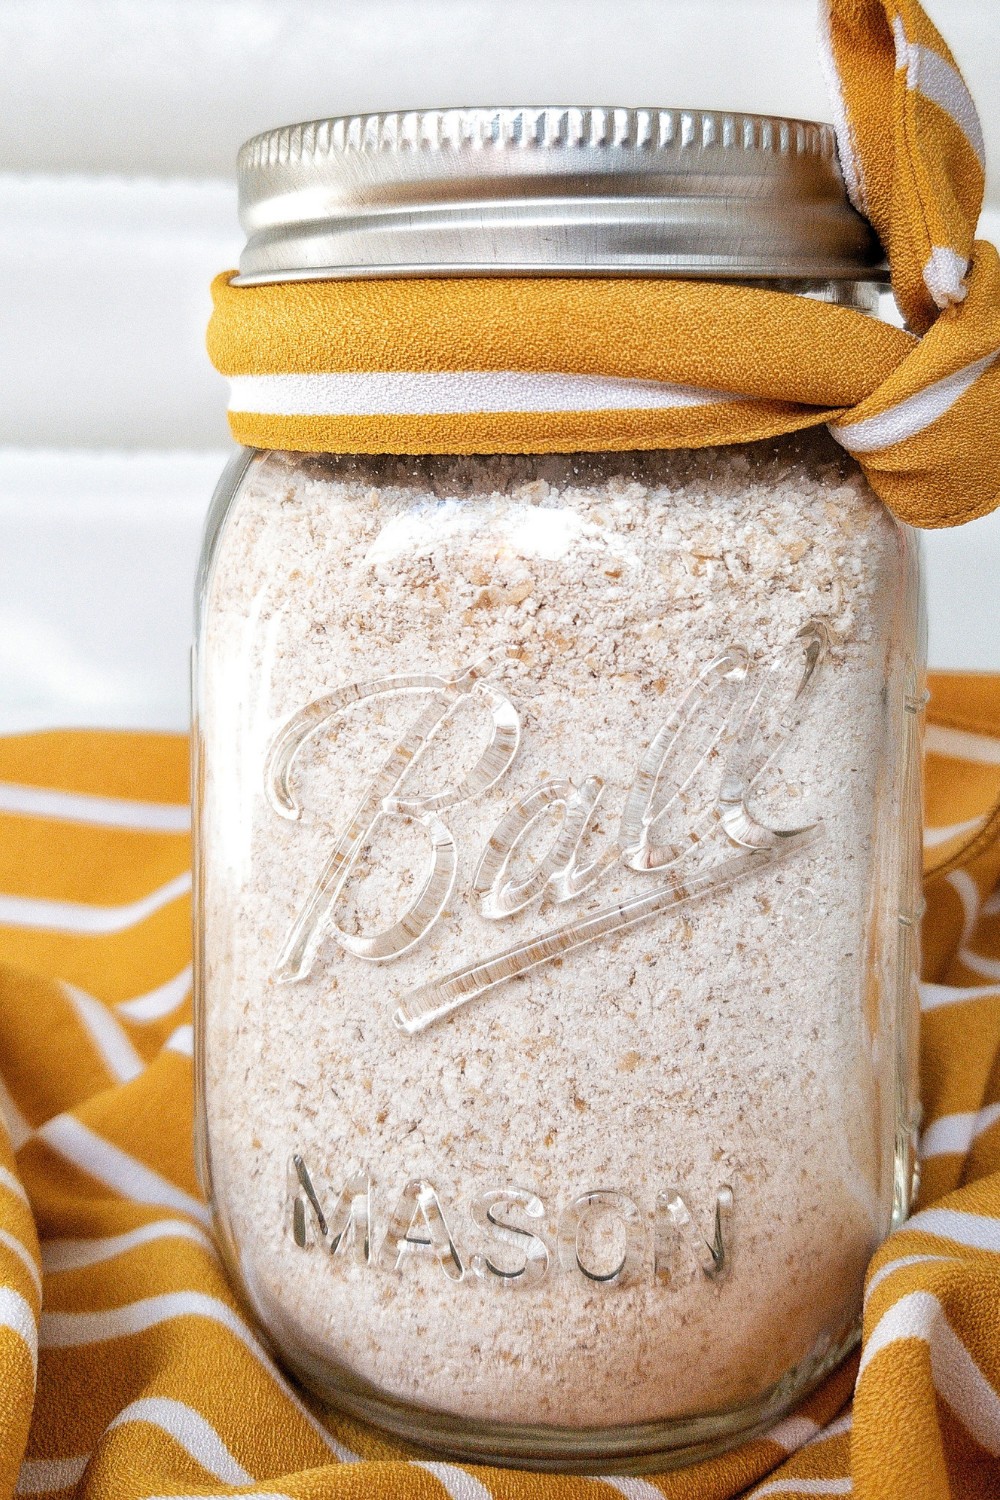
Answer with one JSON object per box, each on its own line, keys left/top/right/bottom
{"left": 0, "top": 1, "right": 997, "bottom": 732}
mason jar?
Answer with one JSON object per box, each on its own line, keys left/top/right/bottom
{"left": 194, "top": 107, "right": 924, "bottom": 1471}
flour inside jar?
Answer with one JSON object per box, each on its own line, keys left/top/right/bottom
{"left": 196, "top": 433, "right": 918, "bottom": 1437}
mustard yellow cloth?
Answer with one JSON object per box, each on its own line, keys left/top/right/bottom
{"left": 0, "top": 684, "right": 997, "bottom": 1497}
{"left": 207, "top": 0, "right": 1000, "bottom": 532}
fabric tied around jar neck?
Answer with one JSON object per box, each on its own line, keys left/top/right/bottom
{"left": 207, "top": 0, "right": 1000, "bottom": 532}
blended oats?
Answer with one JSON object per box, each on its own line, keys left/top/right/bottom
{"left": 196, "top": 432, "right": 919, "bottom": 1434}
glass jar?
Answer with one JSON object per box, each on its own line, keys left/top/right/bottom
{"left": 195, "top": 108, "right": 924, "bottom": 1472}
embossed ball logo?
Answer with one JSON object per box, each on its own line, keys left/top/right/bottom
{"left": 265, "top": 621, "right": 828, "bottom": 1033}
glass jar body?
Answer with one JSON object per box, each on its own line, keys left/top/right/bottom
{"left": 194, "top": 433, "right": 924, "bottom": 1471}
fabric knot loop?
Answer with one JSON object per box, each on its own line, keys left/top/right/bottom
{"left": 208, "top": 0, "right": 999, "bottom": 531}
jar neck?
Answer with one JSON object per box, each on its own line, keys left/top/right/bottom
{"left": 724, "top": 277, "right": 883, "bottom": 314}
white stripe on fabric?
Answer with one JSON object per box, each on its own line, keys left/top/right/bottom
{"left": 921, "top": 980, "right": 1000, "bottom": 1011}
{"left": 0, "top": 782, "right": 189, "bottom": 833}
{"left": 817, "top": 0, "right": 867, "bottom": 212}
{"left": 38, "top": 1290, "right": 355, "bottom": 1460}
{"left": 0, "top": 1286, "right": 38, "bottom": 1376}
{"left": 924, "top": 815, "right": 985, "bottom": 849}
{"left": 969, "top": 1099, "right": 1000, "bottom": 1144}
{"left": 413, "top": 1462, "right": 495, "bottom": 1500}
{"left": 926, "top": 724, "right": 1000, "bottom": 765}
{"left": 860, "top": 1292, "right": 1000, "bottom": 1454}
{"left": 921, "top": 1103, "right": 1000, "bottom": 1159}
{"left": 42, "top": 1218, "right": 215, "bottom": 1273}
{"left": 62, "top": 983, "right": 145, "bottom": 1083}
{"left": 165, "top": 1023, "right": 194, "bottom": 1056}
{"left": 751, "top": 1478, "right": 851, "bottom": 1497}
{"left": 829, "top": 348, "right": 999, "bottom": 454}
{"left": 923, "top": 247, "right": 969, "bottom": 310}
{"left": 38, "top": 1114, "right": 211, "bottom": 1227}
{"left": 0, "top": 870, "right": 191, "bottom": 936}
{"left": 590, "top": 1478, "right": 669, "bottom": 1500}
{"left": 0, "top": 1226, "right": 42, "bottom": 1298}
{"left": 921, "top": 1112, "right": 976, "bottom": 1158}
{"left": 893, "top": 18, "right": 986, "bottom": 169}
{"left": 0, "top": 1164, "right": 30, "bottom": 1207}
{"left": 108, "top": 1397, "right": 252, "bottom": 1485}
{"left": 958, "top": 947, "right": 1000, "bottom": 981}
{"left": 16, "top": 1456, "right": 90, "bottom": 1496}
{"left": 116, "top": 965, "right": 192, "bottom": 1022}
{"left": 904, "top": 1206, "right": 1000, "bottom": 1253}
{"left": 807, "top": 1412, "right": 853, "bottom": 1444}
{"left": 229, "top": 370, "right": 743, "bottom": 419}
{"left": 0, "top": 1075, "right": 32, "bottom": 1149}
{"left": 865, "top": 1253, "right": 956, "bottom": 1304}
{"left": 926, "top": 1311, "right": 1000, "bottom": 1456}
{"left": 765, "top": 1414, "right": 821, "bottom": 1451}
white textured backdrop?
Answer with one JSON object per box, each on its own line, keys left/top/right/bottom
{"left": 0, "top": 0, "right": 997, "bottom": 731}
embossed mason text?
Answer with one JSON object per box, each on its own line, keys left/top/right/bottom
{"left": 288, "top": 1154, "right": 733, "bottom": 1289}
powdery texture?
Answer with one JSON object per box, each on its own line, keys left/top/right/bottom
{"left": 198, "top": 435, "right": 915, "bottom": 1435}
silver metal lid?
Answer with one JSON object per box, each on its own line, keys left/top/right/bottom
{"left": 233, "top": 106, "right": 886, "bottom": 285}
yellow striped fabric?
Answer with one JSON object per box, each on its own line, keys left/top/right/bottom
{"left": 207, "top": 0, "right": 1000, "bottom": 532}
{"left": 1, "top": 680, "right": 1000, "bottom": 1497}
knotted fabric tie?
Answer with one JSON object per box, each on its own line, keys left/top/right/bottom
{"left": 208, "top": 0, "right": 1000, "bottom": 531}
